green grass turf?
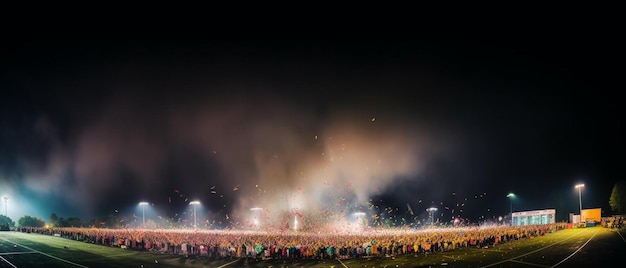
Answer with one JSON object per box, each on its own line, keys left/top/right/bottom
{"left": 1, "top": 227, "right": 624, "bottom": 267}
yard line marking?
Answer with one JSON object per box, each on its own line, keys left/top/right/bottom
{"left": 105, "top": 252, "right": 138, "bottom": 258}
{"left": 481, "top": 230, "right": 586, "bottom": 268}
{"left": 0, "top": 256, "right": 17, "bottom": 268}
{"left": 0, "top": 236, "right": 89, "bottom": 268}
{"left": 550, "top": 229, "right": 597, "bottom": 268}
{"left": 216, "top": 258, "right": 241, "bottom": 268}
{"left": 337, "top": 258, "right": 349, "bottom": 268}
{"left": 443, "top": 255, "right": 460, "bottom": 260}
{"left": 0, "top": 251, "right": 38, "bottom": 255}
{"left": 481, "top": 248, "right": 504, "bottom": 252}
{"left": 509, "top": 259, "right": 550, "bottom": 267}
{"left": 616, "top": 229, "right": 626, "bottom": 243}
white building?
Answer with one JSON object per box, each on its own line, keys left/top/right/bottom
{"left": 512, "top": 209, "right": 556, "bottom": 226}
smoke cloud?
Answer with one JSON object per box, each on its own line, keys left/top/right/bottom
{"left": 15, "top": 86, "right": 441, "bottom": 228}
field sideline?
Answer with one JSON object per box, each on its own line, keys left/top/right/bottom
{"left": 1, "top": 227, "right": 625, "bottom": 267}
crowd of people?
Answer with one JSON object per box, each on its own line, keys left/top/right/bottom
{"left": 17, "top": 223, "right": 568, "bottom": 260}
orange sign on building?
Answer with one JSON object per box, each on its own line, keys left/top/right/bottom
{"left": 581, "top": 208, "right": 601, "bottom": 223}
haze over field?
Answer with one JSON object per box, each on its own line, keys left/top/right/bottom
{"left": 1, "top": 40, "right": 621, "bottom": 227}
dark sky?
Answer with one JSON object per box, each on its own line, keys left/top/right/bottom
{"left": 0, "top": 40, "right": 622, "bottom": 226}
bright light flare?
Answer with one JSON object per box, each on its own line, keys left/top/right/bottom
{"left": 189, "top": 201, "right": 201, "bottom": 228}
{"left": 294, "top": 215, "right": 298, "bottom": 231}
{"left": 250, "top": 207, "right": 263, "bottom": 229}
{"left": 138, "top": 202, "right": 149, "bottom": 228}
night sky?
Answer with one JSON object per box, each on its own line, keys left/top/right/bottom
{"left": 0, "top": 40, "right": 622, "bottom": 227}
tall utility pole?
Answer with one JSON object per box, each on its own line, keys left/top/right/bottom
{"left": 427, "top": 207, "right": 437, "bottom": 226}
{"left": 507, "top": 193, "right": 515, "bottom": 225}
{"left": 139, "top": 202, "right": 148, "bottom": 228}
{"left": 190, "top": 201, "right": 200, "bottom": 228}
{"left": 575, "top": 184, "right": 584, "bottom": 220}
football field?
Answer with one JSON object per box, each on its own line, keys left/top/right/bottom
{"left": 1, "top": 227, "right": 625, "bottom": 267}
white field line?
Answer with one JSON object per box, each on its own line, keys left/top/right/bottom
{"left": 337, "top": 258, "right": 350, "bottom": 268}
{"left": 509, "top": 258, "right": 550, "bottom": 267}
{"left": 0, "top": 236, "right": 89, "bottom": 268}
{"left": 105, "top": 252, "right": 139, "bottom": 258}
{"left": 616, "top": 229, "right": 626, "bottom": 243}
{"left": 0, "top": 256, "right": 17, "bottom": 268}
{"left": 0, "top": 251, "right": 38, "bottom": 255}
{"left": 550, "top": 229, "right": 598, "bottom": 268}
{"left": 216, "top": 258, "right": 241, "bottom": 268}
{"left": 442, "top": 254, "right": 461, "bottom": 260}
{"left": 480, "top": 229, "right": 588, "bottom": 268}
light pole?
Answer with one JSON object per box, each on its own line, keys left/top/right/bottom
{"left": 139, "top": 202, "right": 148, "bottom": 228}
{"left": 3, "top": 197, "right": 8, "bottom": 217}
{"left": 190, "top": 201, "right": 200, "bottom": 228}
{"left": 506, "top": 193, "right": 515, "bottom": 225}
{"left": 293, "top": 208, "right": 299, "bottom": 231}
{"left": 575, "top": 184, "right": 584, "bottom": 220}
{"left": 251, "top": 207, "right": 263, "bottom": 228}
{"left": 427, "top": 207, "right": 438, "bottom": 226}
{"left": 354, "top": 212, "right": 366, "bottom": 227}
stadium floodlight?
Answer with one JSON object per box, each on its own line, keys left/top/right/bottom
{"left": 353, "top": 211, "right": 367, "bottom": 227}
{"left": 189, "top": 201, "right": 201, "bottom": 228}
{"left": 426, "top": 207, "right": 438, "bottom": 226}
{"left": 506, "top": 193, "right": 515, "bottom": 225}
{"left": 139, "top": 202, "right": 149, "bottom": 228}
{"left": 292, "top": 208, "right": 299, "bottom": 231}
{"left": 575, "top": 184, "right": 584, "bottom": 220}
{"left": 250, "top": 207, "right": 263, "bottom": 228}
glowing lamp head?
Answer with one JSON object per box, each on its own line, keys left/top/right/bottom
{"left": 354, "top": 212, "right": 366, "bottom": 217}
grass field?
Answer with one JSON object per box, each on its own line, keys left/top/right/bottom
{"left": 1, "top": 227, "right": 625, "bottom": 267}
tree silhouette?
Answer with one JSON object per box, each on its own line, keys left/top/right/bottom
{"left": 0, "top": 215, "right": 15, "bottom": 230}
{"left": 17, "top": 215, "right": 45, "bottom": 227}
{"left": 609, "top": 181, "right": 626, "bottom": 214}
